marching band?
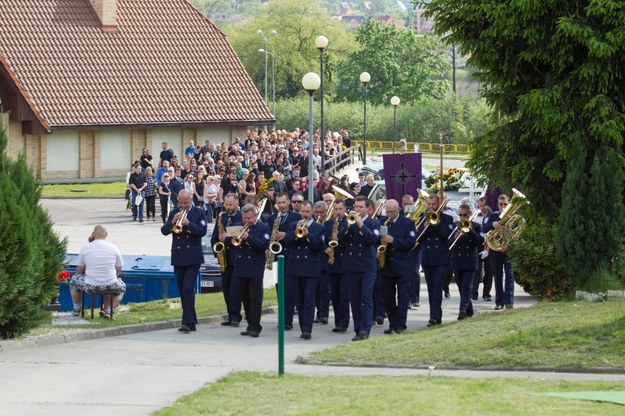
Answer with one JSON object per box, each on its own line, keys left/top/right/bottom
{"left": 211, "top": 188, "right": 525, "bottom": 339}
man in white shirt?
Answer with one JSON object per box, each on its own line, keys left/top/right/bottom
{"left": 69, "top": 225, "right": 126, "bottom": 318}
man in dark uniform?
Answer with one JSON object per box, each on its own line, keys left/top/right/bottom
{"left": 340, "top": 196, "right": 381, "bottom": 341}
{"left": 483, "top": 194, "right": 515, "bottom": 310}
{"left": 161, "top": 190, "right": 207, "bottom": 333}
{"left": 211, "top": 193, "right": 242, "bottom": 327}
{"left": 313, "top": 201, "right": 331, "bottom": 325}
{"left": 378, "top": 199, "right": 417, "bottom": 334}
{"left": 229, "top": 204, "right": 270, "bottom": 338}
{"left": 284, "top": 201, "right": 325, "bottom": 339}
{"left": 450, "top": 203, "right": 484, "bottom": 320}
{"left": 267, "top": 192, "right": 301, "bottom": 330}
{"left": 417, "top": 194, "right": 454, "bottom": 326}
{"left": 325, "top": 198, "right": 350, "bottom": 333}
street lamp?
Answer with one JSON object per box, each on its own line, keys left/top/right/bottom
{"left": 315, "top": 35, "right": 328, "bottom": 172}
{"left": 360, "top": 72, "right": 371, "bottom": 165}
{"left": 256, "top": 29, "right": 277, "bottom": 106}
{"left": 259, "top": 49, "right": 276, "bottom": 118}
{"left": 302, "top": 72, "right": 321, "bottom": 202}
{"left": 390, "top": 96, "right": 400, "bottom": 154}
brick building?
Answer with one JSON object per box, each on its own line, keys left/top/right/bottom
{"left": 0, "top": 0, "right": 274, "bottom": 181}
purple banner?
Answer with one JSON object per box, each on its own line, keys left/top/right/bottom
{"left": 383, "top": 153, "right": 422, "bottom": 206}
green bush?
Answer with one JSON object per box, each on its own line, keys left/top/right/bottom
{"left": 507, "top": 219, "right": 570, "bottom": 300}
{"left": 0, "top": 121, "right": 66, "bottom": 338}
{"left": 274, "top": 95, "right": 493, "bottom": 144}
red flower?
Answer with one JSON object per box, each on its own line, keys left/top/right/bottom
{"left": 56, "top": 270, "right": 71, "bottom": 282}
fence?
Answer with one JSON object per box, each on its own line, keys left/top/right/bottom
{"left": 351, "top": 140, "right": 470, "bottom": 154}
{"left": 323, "top": 144, "right": 362, "bottom": 178}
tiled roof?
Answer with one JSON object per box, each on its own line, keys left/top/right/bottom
{"left": 0, "top": 0, "right": 274, "bottom": 129}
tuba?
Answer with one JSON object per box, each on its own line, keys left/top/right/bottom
{"left": 485, "top": 189, "right": 528, "bottom": 252}
{"left": 407, "top": 189, "right": 429, "bottom": 226}
{"left": 172, "top": 209, "right": 188, "bottom": 234}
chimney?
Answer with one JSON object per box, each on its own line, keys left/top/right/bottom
{"left": 88, "top": 0, "right": 118, "bottom": 30}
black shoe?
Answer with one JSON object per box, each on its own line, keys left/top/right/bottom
{"left": 178, "top": 324, "right": 192, "bottom": 333}
{"left": 300, "top": 332, "right": 312, "bottom": 340}
{"left": 444, "top": 291, "right": 451, "bottom": 299}
{"left": 505, "top": 304, "right": 514, "bottom": 309}
{"left": 221, "top": 321, "right": 232, "bottom": 326}
{"left": 458, "top": 311, "right": 468, "bottom": 321}
{"left": 351, "top": 332, "right": 369, "bottom": 342}
{"left": 427, "top": 319, "right": 437, "bottom": 327}
{"left": 313, "top": 318, "right": 320, "bottom": 323}
{"left": 230, "top": 321, "right": 240, "bottom": 327}
{"left": 483, "top": 295, "right": 492, "bottom": 301}
{"left": 383, "top": 328, "right": 395, "bottom": 335}
{"left": 332, "top": 327, "right": 347, "bottom": 333}
{"left": 374, "top": 316, "right": 384, "bottom": 325}
{"left": 471, "top": 294, "right": 478, "bottom": 301}
{"left": 249, "top": 331, "right": 260, "bottom": 338}
{"left": 495, "top": 305, "right": 504, "bottom": 310}
{"left": 284, "top": 324, "right": 293, "bottom": 331}
{"left": 240, "top": 330, "right": 251, "bottom": 336}
{"left": 412, "top": 303, "right": 420, "bottom": 308}
{"left": 319, "top": 317, "right": 328, "bottom": 324}
{"left": 139, "top": 219, "right": 144, "bottom": 223}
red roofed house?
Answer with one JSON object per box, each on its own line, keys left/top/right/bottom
{"left": 0, "top": 0, "right": 274, "bottom": 181}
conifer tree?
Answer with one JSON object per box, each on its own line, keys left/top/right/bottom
{"left": 0, "top": 121, "right": 66, "bottom": 338}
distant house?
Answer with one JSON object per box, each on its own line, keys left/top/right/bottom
{"left": 0, "top": 0, "right": 273, "bottom": 181}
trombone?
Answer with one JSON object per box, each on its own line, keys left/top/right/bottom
{"left": 448, "top": 211, "right": 479, "bottom": 250}
{"left": 231, "top": 225, "right": 250, "bottom": 247}
{"left": 172, "top": 209, "right": 188, "bottom": 234}
{"left": 413, "top": 198, "right": 448, "bottom": 248}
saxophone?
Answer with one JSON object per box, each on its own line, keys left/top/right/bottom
{"left": 377, "top": 218, "right": 390, "bottom": 268}
{"left": 266, "top": 212, "right": 283, "bottom": 270}
{"left": 327, "top": 215, "right": 340, "bottom": 265}
{"left": 213, "top": 212, "right": 227, "bottom": 272}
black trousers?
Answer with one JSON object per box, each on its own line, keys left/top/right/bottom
{"left": 239, "top": 276, "right": 264, "bottom": 333}
{"left": 174, "top": 265, "right": 199, "bottom": 326}
{"left": 473, "top": 256, "right": 493, "bottom": 298}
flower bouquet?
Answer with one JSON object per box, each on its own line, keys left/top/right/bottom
{"left": 425, "top": 167, "right": 468, "bottom": 192}
{"left": 56, "top": 270, "right": 71, "bottom": 283}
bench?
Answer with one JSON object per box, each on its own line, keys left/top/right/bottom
{"left": 81, "top": 288, "right": 118, "bottom": 320}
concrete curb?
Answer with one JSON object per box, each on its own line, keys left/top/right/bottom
{"left": 295, "top": 358, "right": 625, "bottom": 375}
{"left": 0, "top": 307, "right": 277, "bottom": 352}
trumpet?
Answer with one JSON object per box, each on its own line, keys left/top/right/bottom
{"left": 172, "top": 210, "right": 188, "bottom": 234}
{"left": 346, "top": 211, "right": 360, "bottom": 225}
{"left": 295, "top": 221, "right": 308, "bottom": 238}
{"left": 231, "top": 225, "right": 250, "bottom": 247}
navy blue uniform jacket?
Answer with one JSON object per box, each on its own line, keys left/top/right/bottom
{"left": 230, "top": 221, "right": 270, "bottom": 279}
{"left": 378, "top": 215, "right": 417, "bottom": 277}
{"left": 284, "top": 220, "right": 325, "bottom": 277}
{"left": 161, "top": 205, "right": 207, "bottom": 266}
{"left": 340, "top": 216, "right": 381, "bottom": 273}
{"left": 418, "top": 212, "right": 454, "bottom": 266}
{"left": 450, "top": 223, "right": 484, "bottom": 271}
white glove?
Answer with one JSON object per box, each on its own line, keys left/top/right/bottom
{"left": 479, "top": 250, "right": 489, "bottom": 260}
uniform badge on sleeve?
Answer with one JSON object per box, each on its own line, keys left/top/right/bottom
{"left": 201, "top": 220, "right": 206, "bottom": 226}
{"left": 263, "top": 233, "right": 270, "bottom": 241}
{"left": 374, "top": 229, "right": 380, "bottom": 236}
{"left": 410, "top": 231, "right": 416, "bottom": 237}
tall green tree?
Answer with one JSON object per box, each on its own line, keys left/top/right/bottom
{"left": 425, "top": 0, "right": 625, "bottom": 289}
{"left": 335, "top": 20, "right": 450, "bottom": 105}
{"left": 224, "top": 0, "right": 356, "bottom": 99}
{"left": 0, "top": 121, "right": 66, "bottom": 338}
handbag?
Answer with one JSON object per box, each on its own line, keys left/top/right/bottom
{"left": 135, "top": 193, "right": 144, "bottom": 206}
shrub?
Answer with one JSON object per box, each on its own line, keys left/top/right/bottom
{"left": 0, "top": 121, "right": 66, "bottom": 338}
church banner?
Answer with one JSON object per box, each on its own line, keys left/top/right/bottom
{"left": 383, "top": 153, "right": 422, "bottom": 206}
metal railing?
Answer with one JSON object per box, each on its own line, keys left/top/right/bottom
{"left": 351, "top": 140, "right": 470, "bottom": 154}
{"left": 322, "top": 144, "right": 362, "bottom": 178}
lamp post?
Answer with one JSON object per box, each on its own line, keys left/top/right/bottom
{"left": 315, "top": 35, "right": 328, "bottom": 172}
{"left": 360, "top": 72, "right": 371, "bottom": 165}
{"left": 256, "top": 29, "right": 277, "bottom": 106}
{"left": 259, "top": 49, "right": 276, "bottom": 118}
{"left": 390, "top": 96, "right": 400, "bottom": 154}
{"left": 302, "top": 72, "right": 321, "bottom": 203}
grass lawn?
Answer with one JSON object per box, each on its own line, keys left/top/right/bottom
{"left": 41, "top": 182, "right": 126, "bottom": 198}
{"left": 309, "top": 299, "right": 625, "bottom": 370}
{"left": 154, "top": 371, "right": 625, "bottom": 416}
{"left": 42, "top": 289, "right": 276, "bottom": 330}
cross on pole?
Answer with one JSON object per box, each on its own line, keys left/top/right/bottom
{"left": 389, "top": 162, "right": 419, "bottom": 197}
